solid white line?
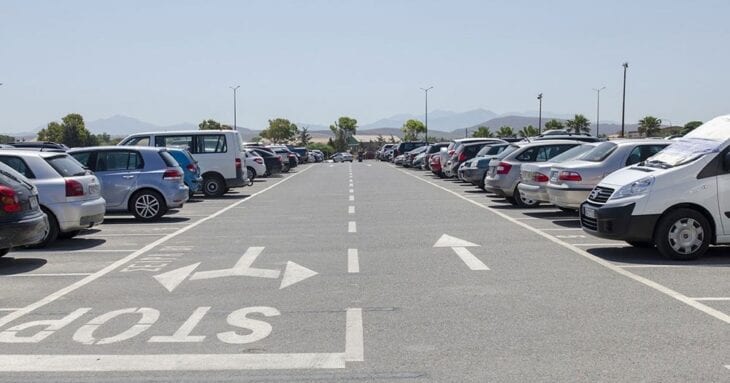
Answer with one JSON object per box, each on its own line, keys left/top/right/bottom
{"left": 345, "top": 308, "right": 364, "bottom": 361}
{"left": 0, "top": 166, "right": 315, "bottom": 330}
{"left": 397, "top": 167, "right": 730, "bottom": 325}
{"left": 349, "top": 195, "right": 355, "bottom": 201}
{"left": 348, "top": 249, "right": 359, "bottom": 273}
{"left": 572, "top": 243, "right": 627, "bottom": 247}
{"left": 0, "top": 273, "right": 92, "bottom": 277}
{"left": 348, "top": 221, "right": 357, "bottom": 233}
{"left": 452, "top": 247, "right": 489, "bottom": 270}
{"left": 348, "top": 206, "right": 355, "bottom": 214}
{"left": 515, "top": 217, "right": 579, "bottom": 222}
{"left": 0, "top": 353, "right": 345, "bottom": 371}
{"left": 691, "top": 297, "right": 730, "bottom": 301}
{"left": 539, "top": 228, "right": 584, "bottom": 231}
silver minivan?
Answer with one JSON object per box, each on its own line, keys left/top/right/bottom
{"left": 69, "top": 147, "right": 188, "bottom": 221}
{"left": 0, "top": 150, "right": 105, "bottom": 246}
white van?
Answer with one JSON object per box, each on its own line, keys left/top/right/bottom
{"left": 580, "top": 115, "right": 730, "bottom": 260}
{"left": 119, "top": 130, "right": 247, "bottom": 197}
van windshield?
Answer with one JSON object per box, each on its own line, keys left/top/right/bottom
{"left": 644, "top": 137, "right": 722, "bottom": 168}
{"left": 579, "top": 142, "right": 617, "bottom": 162}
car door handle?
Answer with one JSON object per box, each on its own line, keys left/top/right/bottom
{"left": 122, "top": 175, "right": 135, "bottom": 179}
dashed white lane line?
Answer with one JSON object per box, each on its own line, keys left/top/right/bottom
{"left": 349, "top": 189, "right": 354, "bottom": 194}
{"left": 345, "top": 308, "right": 364, "bottom": 362}
{"left": 348, "top": 206, "right": 355, "bottom": 214}
{"left": 348, "top": 249, "right": 359, "bottom": 273}
{"left": 348, "top": 221, "right": 357, "bottom": 233}
{"left": 0, "top": 165, "right": 315, "bottom": 330}
{"left": 399, "top": 168, "right": 730, "bottom": 325}
{"left": 349, "top": 195, "right": 355, "bottom": 201}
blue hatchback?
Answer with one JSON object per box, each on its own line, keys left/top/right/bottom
{"left": 167, "top": 148, "right": 203, "bottom": 198}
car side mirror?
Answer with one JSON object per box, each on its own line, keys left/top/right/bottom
{"left": 723, "top": 152, "right": 730, "bottom": 171}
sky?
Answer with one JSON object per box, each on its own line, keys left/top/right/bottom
{"left": 1, "top": 0, "right": 729, "bottom": 133}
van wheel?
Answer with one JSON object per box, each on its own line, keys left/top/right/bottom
{"left": 626, "top": 241, "right": 654, "bottom": 248}
{"left": 28, "top": 208, "right": 58, "bottom": 248}
{"left": 203, "top": 174, "right": 226, "bottom": 197}
{"left": 130, "top": 190, "right": 167, "bottom": 221}
{"left": 247, "top": 167, "right": 256, "bottom": 182}
{"left": 655, "top": 208, "right": 710, "bottom": 260}
{"left": 513, "top": 186, "right": 540, "bottom": 208}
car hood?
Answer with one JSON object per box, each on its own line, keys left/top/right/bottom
{"left": 598, "top": 166, "right": 659, "bottom": 188}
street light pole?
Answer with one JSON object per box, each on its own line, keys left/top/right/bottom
{"left": 420, "top": 86, "right": 433, "bottom": 142}
{"left": 592, "top": 86, "right": 605, "bottom": 137}
{"left": 537, "top": 93, "right": 543, "bottom": 135}
{"left": 230, "top": 85, "right": 240, "bottom": 130}
{"left": 621, "top": 62, "right": 628, "bottom": 138}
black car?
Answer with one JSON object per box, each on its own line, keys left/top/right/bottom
{"left": 249, "top": 148, "right": 284, "bottom": 176}
{"left": 288, "top": 146, "right": 309, "bottom": 163}
{"left": 392, "top": 141, "right": 427, "bottom": 162}
{"left": 9, "top": 141, "right": 69, "bottom": 151}
{"left": 0, "top": 162, "right": 48, "bottom": 256}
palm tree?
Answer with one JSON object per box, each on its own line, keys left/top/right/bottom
{"left": 544, "top": 119, "right": 564, "bottom": 131}
{"left": 472, "top": 126, "right": 494, "bottom": 138}
{"left": 638, "top": 116, "right": 662, "bottom": 137}
{"left": 496, "top": 126, "right": 514, "bottom": 137}
{"left": 518, "top": 125, "right": 539, "bottom": 138}
{"left": 565, "top": 114, "right": 591, "bottom": 134}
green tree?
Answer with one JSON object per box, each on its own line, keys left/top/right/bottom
{"left": 376, "top": 134, "right": 385, "bottom": 146}
{"left": 260, "top": 118, "right": 299, "bottom": 144}
{"left": 329, "top": 116, "right": 358, "bottom": 152}
{"left": 0, "top": 135, "right": 15, "bottom": 144}
{"left": 681, "top": 120, "right": 703, "bottom": 135}
{"left": 401, "top": 119, "right": 426, "bottom": 141}
{"left": 251, "top": 136, "right": 262, "bottom": 143}
{"left": 37, "top": 113, "right": 97, "bottom": 147}
{"left": 638, "top": 116, "right": 662, "bottom": 137}
{"left": 198, "top": 119, "right": 225, "bottom": 130}
{"left": 298, "top": 127, "right": 312, "bottom": 146}
{"left": 565, "top": 114, "right": 591, "bottom": 134}
{"left": 496, "top": 126, "right": 514, "bottom": 137}
{"left": 472, "top": 126, "right": 494, "bottom": 138}
{"left": 518, "top": 125, "right": 539, "bottom": 138}
{"left": 307, "top": 142, "right": 335, "bottom": 158}
{"left": 544, "top": 119, "right": 564, "bottom": 131}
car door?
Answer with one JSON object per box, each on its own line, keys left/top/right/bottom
{"left": 93, "top": 150, "right": 142, "bottom": 208}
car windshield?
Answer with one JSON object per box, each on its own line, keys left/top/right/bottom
{"left": 644, "top": 137, "right": 722, "bottom": 168}
{"left": 579, "top": 142, "right": 617, "bottom": 162}
{"left": 45, "top": 155, "right": 87, "bottom": 177}
{"left": 548, "top": 144, "right": 596, "bottom": 163}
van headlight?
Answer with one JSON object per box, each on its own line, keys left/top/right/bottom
{"left": 611, "top": 176, "right": 654, "bottom": 200}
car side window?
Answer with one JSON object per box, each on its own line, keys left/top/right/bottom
{"left": 124, "top": 136, "right": 150, "bottom": 146}
{"left": 155, "top": 135, "right": 193, "bottom": 151}
{"left": 196, "top": 135, "right": 227, "bottom": 153}
{"left": 516, "top": 147, "right": 537, "bottom": 161}
{"left": 71, "top": 152, "right": 92, "bottom": 168}
{"left": 96, "top": 151, "right": 142, "bottom": 171}
{"left": 625, "top": 145, "right": 664, "bottom": 165}
{"left": 0, "top": 156, "right": 34, "bottom": 178}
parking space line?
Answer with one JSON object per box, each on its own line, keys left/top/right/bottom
{"left": 572, "top": 243, "right": 626, "bottom": 247}
{"left": 691, "top": 297, "right": 730, "bottom": 301}
{"left": 0, "top": 165, "right": 315, "bottom": 330}
{"left": 398, "top": 167, "right": 730, "bottom": 325}
{"left": 82, "top": 233, "right": 167, "bottom": 237}
{"left": 348, "top": 249, "right": 359, "bottom": 273}
{"left": 0, "top": 273, "right": 92, "bottom": 277}
{"left": 515, "top": 217, "right": 579, "bottom": 221}
{"left": 348, "top": 221, "right": 357, "bottom": 233}
{"left": 348, "top": 206, "right": 355, "bottom": 214}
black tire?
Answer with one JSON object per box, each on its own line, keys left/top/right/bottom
{"left": 188, "top": 189, "right": 195, "bottom": 199}
{"left": 626, "top": 241, "right": 654, "bottom": 248}
{"left": 203, "top": 174, "right": 226, "bottom": 197}
{"left": 282, "top": 166, "right": 290, "bottom": 173}
{"left": 29, "top": 208, "right": 58, "bottom": 248}
{"left": 247, "top": 167, "right": 257, "bottom": 182}
{"left": 513, "top": 185, "right": 540, "bottom": 208}
{"left": 130, "top": 190, "right": 167, "bottom": 221}
{"left": 58, "top": 230, "right": 82, "bottom": 239}
{"left": 505, "top": 196, "right": 517, "bottom": 205}
{"left": 654, "top": 208, "right": 710, "bottom": 260}
{"left": 0, "top": 248, "right": 9, "bottom": 257}
{"left": 264, "top": 170, "right": 271, "bottom": 177}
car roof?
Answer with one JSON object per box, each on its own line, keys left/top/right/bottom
{"left": 603, "top": 138, "right": 670, "bottom": 145}
{"left": 512, "top": 139, "right": 584, "bottom": 148}
{"left": 0, "top": 149, "right": 70, "bottom": 158}
{"left": 125, "top": 130, "right": 239, "bottom": 136}
{"left": 69, "top": 146, "right": 166, "bottom": 152}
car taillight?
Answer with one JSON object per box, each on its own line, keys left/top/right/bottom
{"left": 254, "top": 158, "right": 263, "bottom": 164}
{"left": 0, "top": 186, "right": 21, "bottom": 213}
{"left": 235, "top": 158, "right": 242, "bottom": 169}
{"left": 458, "top": 152, "right": 466, "bottom": 162}
{"left": 186, "top": 163, "right": 197, "bottom": 172}
{"left": 65, "top": 179, "right": 85, "bottom": 197}
{"left": 496, "top": 162, "right": 512, "bottom": 175}
{"left": 533, "top": 172, "right": 550, "bottom": 183}
{"left": 163, "top": 169, "right": 183, "bottom": 181}
{"left": 559, "top": 171, "right": 582, "bottom": 181}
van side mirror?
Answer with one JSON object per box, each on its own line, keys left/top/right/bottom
{"left": 724, "top": 152, "right": 730, "bottom": 171}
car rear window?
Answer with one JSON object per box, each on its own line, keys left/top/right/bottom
{"left": 45, "top": 155, "right": 87, "bottom": 177}
{"left": 581, "top": 142, "right": 617, "bottom": 162}
{"left": 159, "top": 151, "right": 179, "bottom": 167}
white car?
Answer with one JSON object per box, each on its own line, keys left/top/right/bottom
{"left": 332, "top": 152, "right": 353, "bottom": 162}
{"left": 245, "top": 149, "right": 267, "bottom": 182}
{"left": 581, "top": 115, "right": 730, "bottom": 260}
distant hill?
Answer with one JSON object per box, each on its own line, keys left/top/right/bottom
{"left": 361, "top": 108, "right": 498, "bottom": 131}
{"left": 467, "top": 116, "right": 638, "bottom": 136}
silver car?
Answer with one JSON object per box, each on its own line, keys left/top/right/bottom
{"left": 0, "top": 150, "right": 105, "bottom": 246}
{"left": 545, "top": 139, "right": 670, "bottom": 210}
{"left": 484, "top": 140, "right": 582, "bottom": 207}
{"left": 69, "top": 146, "right": 189, "bottom": 221}
{"left": 517, "top": 143, "right": 599, "bottom": 208}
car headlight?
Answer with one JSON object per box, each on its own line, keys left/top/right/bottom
{"left": 611, "top": 176, "right": 654, "bottom": 200}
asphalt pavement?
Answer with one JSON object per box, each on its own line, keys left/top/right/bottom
{"left": 0, "top": 161, "right": 727, "bottom": 382}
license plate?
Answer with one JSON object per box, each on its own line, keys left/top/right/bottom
{"left": 583, "top": 205, "right": 596, "bottom": 219}
{"left": 29, "top": 196, "right": 38, "bottom": 210}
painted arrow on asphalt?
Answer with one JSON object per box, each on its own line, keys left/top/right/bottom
{"left": 153, "top": 247, "right": 318, "bottom": 292}
{"left": 433, "top": 234, "right": 489, "bottom": 271}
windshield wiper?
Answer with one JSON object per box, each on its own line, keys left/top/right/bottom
{"left": 643, "top": 159, "right": 672, "bottom": 169}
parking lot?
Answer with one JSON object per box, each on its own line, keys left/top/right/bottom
{"left": 0, "top": 160, "right": 728, "bottom": 382}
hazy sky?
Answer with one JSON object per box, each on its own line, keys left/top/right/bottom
{"left": 2, "top": 0, "right": 728, "bottom": 132}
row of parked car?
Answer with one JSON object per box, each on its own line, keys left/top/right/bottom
{"left": 385, "top": 115, "right": 730, "bottom": 261}
{"left": 0, "top": 130, "right": 323, "bottom": 255}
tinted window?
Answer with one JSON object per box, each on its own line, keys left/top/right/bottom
{"left": 516, "top": 147, "right": 538, "bottom": 161}
{"left": 626, "top": 144, "right": 667, "bottom": 166}
{"left": 124, "top": 136, "right": 150, "bottom": 146}
{"left": 534, "top": 145, "right": 575, "bottom": 162}
{"left": 156, "top": 135, "right": 193, "bottom": 150}
{"left": 549, "top": 144, "right": 595, "bottom": 163}
{"left": 0, "top": 156, "right": 34, "bottom": 178}
{"left": 581, "top": 142, "right": 617, "bottom": 162}
{"left": 196, "top": 135, "right": 227, "bottom": 153}
{"left": 96, "top": 151, "right": 143, "bottom": 171}
{"left": 45, "top": 155, "right": 87, "bottom": 177}
{"left": 159, "top": 151, "right": 179, "bottom": 167}
{"left": 71, "top": 152, "right": 92, "bottom": 168}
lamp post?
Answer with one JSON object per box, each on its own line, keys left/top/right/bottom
{"left": 537, "top": 93, "right": 543, "bottom": 134}
{"left": 230, "top": 85, "right": 240, "bottom": 130}
{"left": 592, "top": 86, "right": 605, "bottom": 137}
{"left": 621, "top": 62, "right": 628, "bottom": 138}
{"left": 420, "top": 86, "right": 433, "bottom": 142}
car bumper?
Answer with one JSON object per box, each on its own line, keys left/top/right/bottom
{"left": 546, "top": 185, "right": 592, "bottom": 209}
{"left": 187, "top": 176, "right": 203, "bottom": 193}
{"left": 51, "top": 197, "right": 106, "bottom": 232}
{"left": 0, "top": 213, "right": 48, "bottom": 249}
{"left": 580, "top": 202, "right": 659, "bottom": 242}
{"left": 518, "top": 183, "right": 549, "bottom": 202}
{"left": 164, "top": 184, "right": 189, "bottom": 208}
{"left": 461, "top": 168, "right": 485, "bottom": 184}
{"left": 484, "top": 177, "right": 515, "bottom": 197}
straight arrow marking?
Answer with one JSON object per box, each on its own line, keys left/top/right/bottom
{"left": 451, "top": 247, "right": 489, "bottom": 270}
